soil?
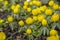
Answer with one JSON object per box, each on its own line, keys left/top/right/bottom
{"left": 0, "top": 10, "right": 8, "bottom": 19}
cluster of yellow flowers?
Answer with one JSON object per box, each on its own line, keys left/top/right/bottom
{"left": 11, "top": 4, "right": 20, "bottom": 14}
{"left": 0, "top": 0, "right": 60, "bottom": 38}
{"left": 0, "top": 0, "right": 8, "bottom": 5}
{"left": 49, "top": 0, "right": 59, "bottom": 10}
{"left": 47, "top": 30, "right": 59, "bottom": 40}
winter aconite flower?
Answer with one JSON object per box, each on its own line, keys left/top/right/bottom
{"left": 32, "top": 9, "right": 38, "bottom": 15}
{"left": 0, "top": 32, "right": 6, "bottom": 40}
{"left": 15, "top": 4, "right": 20, "bottom": 9}
{"left": 51, "top": 13, "right": 59, "bottom": 22}
{"left": 13, "top": 8, "right": 19, "bottom": 14}
{"left": 45, "top": 9, "right": 52, "bottom": 15}
{"left": 50, "top": 30, "right": 57, "bottom": 36}
{"left": 8, "top": 16, "right": 13, "bottom": 23}
{"left": 38, "top": 15, "right": 45, "bottom": 22}
{"left": 59, "top": 6, "right": 60, "bottom": 9}
{"left": 48, "top": 1, "right": 54, "bottom": 6}
{"left": 36, "top": 1, "right": 42, "bottom": 6}
{"left": 4, "top": 1, "right": 8, "bottom": 5}
{"left": 47, "top": 36, "right": 59, "bottom": 40}
{"left": 0, "top": 0, "right": 3, "bottom": 2}
{"left": 23, "top": 5, "right": 28, "bottom": 10}
{"left": 36, "top": 8, "right": 41, "bottom": 13}
{"left": 40, "top": 6, "right": 45, "bottom": 12}
{"left": 42, "top": 5, "right": 47, "bottom": 10}
{"left": 42, "top": 19, "right": 47, "bottom": 26}
{"left": 11, "top": 4, "right": 20, "bottom": 11}
{"left": 26, "top": 17, "right": 33, "bottom": 25}
{"left": 33, "top": 16, "right": 37, "bottom": 21}
{"left": 11, "top": 4, "right": 20, "bottom": 14}
{"left": 27, "top": 7, "right": 32, "bottom": 12}
{"left": 26, "top": 28, "right": 32, "bottom": 35}
{"left": 18, "top": 20, "right": 24, "bottom": 26}
{"left": 29, "top": 1, "right": 33, "bottom": 5}
{"left": 11, "top": 5, "right": 15, "bottom": 10}
{"left": 0, "top": 19, "right": 4, "bottom": 23}
{"left": 24, "top": 1, "right": 28, "bottom": 6}
{"left": 47, "top": 30, "right": 59, "bottom": 40}
{"left": 53, "top": 4, "right": 59, "bottom": 10}
{"left": 32, "top": 0, "right": 37, "bottom": 5}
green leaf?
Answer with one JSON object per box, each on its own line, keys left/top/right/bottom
{"left": 28, "top": 35, "right": 34, "bottom": 40}
{"left": 43, "top": 28, "right": 46, "bottom": 35}
{"left": 9, "top": 22, "right": 17, "bottom": 30}
{"left": 51, "top": 23, "right": 57, "bottom": 29}
{"left": 40, "top": 27, "right": 44, "bottom": 35}
{"left": 0, "top": 23, "right": 3, "bottom": 27}
{"left": 56, "top": 23, "right": 60, "bottom": 30}
{"left": 46, "top": 29, "right": 49, "bottom": 35}
{"left": 40, "top": 27, "right": 49, "bottom": 36}
{"left": 0, "top": 28, "right": 3, "bottom": 31}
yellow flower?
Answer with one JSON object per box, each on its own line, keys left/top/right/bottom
{"left": 53, "top": 4, "right": 59, "bottom": 10}
{"left": 45, "top": 9, "right": 52, "bottom": 15}
{"left": 59, "top": 15, "right": 60, "bottom": 19}
{"left": 39, "top": 5, "right": 47, "bottom": 12}
{"left": 33, "top": 16, "right": 37, "bottom": 21}
{"left": 29, "top": 1, "right": 33, "bottom": 5}
{"left": 37, "top": 6, "right": 47, "bottom": 13}
{"left": 26, "top": 28, "right": 32, "bottom": 35}
{"left": 59, "top": 6, "right": 60, "bottom": 9}
{"left": 26, "top": 17, "right": 33, "bottom": 24}
{"left": 32, "top": 0, "right": 42, "bottom": 6}
{"left": 47, "top": 36, "right": 59, "bottom": 40}
{"left": 40, "top": 6, "right": 45, "bottom": 12}
{"left": 32, "top": 9, "right": 38, "bottom": 15}
{"left": 32, "top": 0, "right": 37, "bottom": 5}
{"left": 36, "top": 8, "right": 41, "bottom": 13}
{"left": 27, "top": 8, "right": 31, "bottom": 12}
{"left": 0, "top": 19, "right": 4, "bottom": 23}
{"left": 11, "top": 5, "right": 15, "bottom": 10}
{"left": 42, "top": 19, "right": 47, "bottom": 26}
{"left": 24, "top": 1, "right": 28, "bottom": 6}
{"left": 50, "top": 30, "right": 58, "bottom": 36}
{"left": 0, "top": 32, "right": 6, "bottom": 40}
{"left": 36, "top": 1, "right": 42, "bottom": 6}
{"left": 48, "top": 1, "right": 54, "bottom": 6}
{"left": 38, "top": 15, "right": 45, "bottom": 22}
{"left": 4, "top": 1, "right": 8, "bottom": 5}
{"left": 0, "top": 0, "right": 3, "bottom": 2}
{"left": 18, "top": 20, "right": 24, "bottom": 26}
{"left": 42, "top": 5, "right": 47, "bottom": 10}
{"left": 13, "top": 8, "right": 19, "bottom": 14}
{"left": 8, "top": 16, "right": 13, "bottom": 23}
{"left": 16, "top": 4, "right": 20, "bottom": 8}
{"left": 51, "top": 13, "right": 59, "bottom": 22}
{"left": 23, "top": 5, "right": 28, "bottom": 10}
